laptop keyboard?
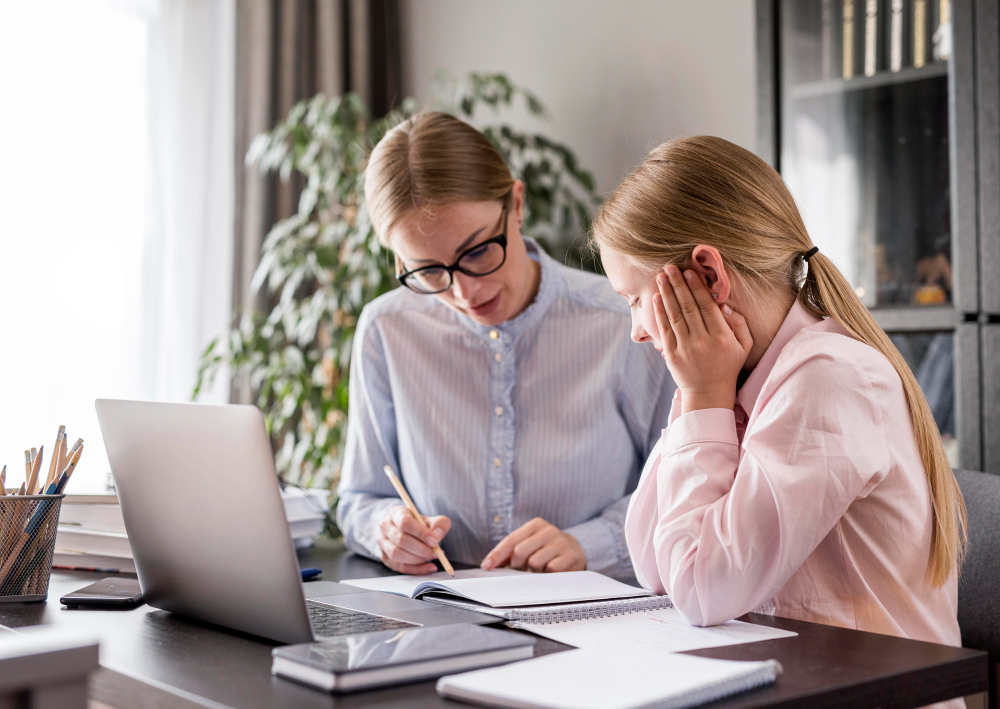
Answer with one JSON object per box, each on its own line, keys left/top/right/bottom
{"left": 307, "top": 601, "right": 417, "bottom": 637}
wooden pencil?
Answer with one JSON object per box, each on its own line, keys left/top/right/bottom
{"left": 45, "top": 426, "right": 65, "bottom": 490}
{"left": 25, "top": 446, "right": 43, "bottom": 495}
{"left": 58, "top": 432, "right": 69, "bottom": 477}
{"left": 382, "top": 465, "right": 455, "bottom": 576}
{"left": 23, "top": 450, "right": 31, "bottom": 488}
{"left": 0, "top": 465, "right": 6, "bottom": 496}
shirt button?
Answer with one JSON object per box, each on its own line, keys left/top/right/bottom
{"left": 493, "top": 457, "right": 502, "bottom": 467}
{"left": 489, "top": 330, "right": 499, "bottom": 339}
{"left": 495, "top": 406, "right": 504, "bottom": 416}
{"left": 494, "top": 352, "right": 503, "bottom": 362}
{"left": 493, "top": 514, "right": 503, "bottom": 524}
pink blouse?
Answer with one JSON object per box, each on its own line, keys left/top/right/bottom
{"left": 624, "top": 300, "right": 961, "bottom": 651}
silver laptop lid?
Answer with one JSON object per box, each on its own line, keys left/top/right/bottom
{"left": 95, "top": 399, "right": 313, "bottom": 644}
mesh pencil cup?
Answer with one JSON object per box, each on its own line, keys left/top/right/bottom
{"left": 0, "top": 493, "right": 64, "bottom": 602}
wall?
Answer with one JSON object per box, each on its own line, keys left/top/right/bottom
{"left": 399, "top": 0, "right": 757, "bottom": 196}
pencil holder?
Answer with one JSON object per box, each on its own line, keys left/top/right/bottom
{"left": 0, "top": 494, "right": 64, "bottom": 602}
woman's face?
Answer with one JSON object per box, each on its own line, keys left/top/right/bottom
{"left": 600, "top": 246, "right": 664, "bottom": 351}
{"left": 387, "top": 182, "right": 537, "bottom": 326}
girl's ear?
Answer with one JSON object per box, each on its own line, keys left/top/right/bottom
{"left": 689, "top": 245, "right": 732, "bottom": 304}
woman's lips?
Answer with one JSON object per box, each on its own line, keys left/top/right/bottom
{"left": 469, "top": 292, "right": 501, "bottom": 317}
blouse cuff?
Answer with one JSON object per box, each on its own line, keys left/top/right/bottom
{"left": 662, "top": 408, "right": 739, "bottom": 453}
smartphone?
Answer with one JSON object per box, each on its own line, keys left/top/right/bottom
{"left": 60, "top": 577, "right": 144, "bottom": 608}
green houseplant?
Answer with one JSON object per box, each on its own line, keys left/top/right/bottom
{"left": 194, "top": 73, "right": 601, "bottom": 495}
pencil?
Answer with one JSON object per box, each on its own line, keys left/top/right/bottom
{"left": 23, "top": 450, "right": 31, "bottom": 486}
{"left": 26, "top": 445, "right": 44, "bottom": 495}
{"left": 382, "top": 465, "right": 454, "bottom": 576}
{"left": 0, "top": 465, "right": 6, "bottom": 496}
{"left": 58, "top": 430, "right": 69, "bottom": 476}
{"left": 54, "top": 443, "right": 84, "bottom": 493}
{"left": 45, "top": 426, "right": 65, "bottom": 489}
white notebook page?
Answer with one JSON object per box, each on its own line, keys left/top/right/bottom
{"left": 513, "top": 606, "right": 796, "bottom": 652}
{"left": 341, "top": 568, "right": 523, "bottom": 598}
{"left": 343, "top": 570, "right": 650, "bottom": 607}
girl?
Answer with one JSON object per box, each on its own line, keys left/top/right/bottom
{"left": 336, "top": 112, "right": 673, "bottom": 579}
{"left": 594, "top": 136, "right": 965, "bottom": 651}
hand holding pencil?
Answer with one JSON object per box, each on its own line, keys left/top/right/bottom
{"left": 381, "top": 465, "right": 454, "bottom": 577}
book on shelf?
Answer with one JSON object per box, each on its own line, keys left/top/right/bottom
{"left": 843, "top": 0, "right": 856, "bottom": 78}
{"left": 863, "top": 0, "right": 882, "bottom": 77}
{"left": 914, "top": 0, "right": 927, "bottom": 67}
{"left": 889, "top": 0, "right": 907, "bottom": 71}
{"left": 51, "top": 482, "right": 330, "bottom": 570}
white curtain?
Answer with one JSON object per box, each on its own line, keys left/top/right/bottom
{"left": 139, "top": 0, "right": 235, "bottom": 404}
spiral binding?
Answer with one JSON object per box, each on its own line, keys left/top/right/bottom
{"left": 506, "top": 595, "right": 674, "bottom": 625}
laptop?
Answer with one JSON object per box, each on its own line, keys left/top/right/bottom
{"left": 95, "top": 399, "right": 497, "bottom": 645}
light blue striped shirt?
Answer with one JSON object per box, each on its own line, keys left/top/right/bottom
{"left": 337, "top": 239, "right": 674, "bottom": 579}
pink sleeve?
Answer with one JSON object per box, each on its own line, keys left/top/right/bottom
{"left": 637, "top": 353, "right": 891, "bottom": 626}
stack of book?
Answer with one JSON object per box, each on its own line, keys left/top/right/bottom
{"left": 53, "top": 485, "right": 330, "bottom": 572}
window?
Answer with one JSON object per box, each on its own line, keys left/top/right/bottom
{"left": 0, "top": 1, "right": 149, "bottom": 491}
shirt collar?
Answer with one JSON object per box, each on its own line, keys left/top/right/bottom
{"left": 454, "top": 237, "right": 561, "bottom": 340}
{"left": 736, "top": 299, "right": 821, "bottom": 416}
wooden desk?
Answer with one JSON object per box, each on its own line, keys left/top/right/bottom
{"left": 0, "top": 539, "right": 985, "bottom": 709}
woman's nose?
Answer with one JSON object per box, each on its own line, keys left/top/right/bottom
{"left": 450, "top": 271, "right": 480, "bottom": 301}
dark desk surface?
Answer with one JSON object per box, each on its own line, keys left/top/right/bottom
{"left": 0, "top": 539, "right": 985, "bottom": 709}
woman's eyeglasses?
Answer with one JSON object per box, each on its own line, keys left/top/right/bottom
{"left": 397, "top": 208, "right": 509, "bottom": 295}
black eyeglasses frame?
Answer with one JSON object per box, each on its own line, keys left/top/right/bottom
{"left": 396, "top": 208, "right": 509, "bottom": 295}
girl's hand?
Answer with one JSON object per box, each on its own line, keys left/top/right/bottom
{"left": 653, "top": 265, "right": 753, "bottom": 414}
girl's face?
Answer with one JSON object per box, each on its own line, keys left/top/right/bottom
{"left": 600, "top": 247, "right": 664, "bottom": 350}
{"left": 600, "top": 243, "right": 734, "bottom": 353}
{"left": 388, "top": 182, "right": 537, "bottom": 327}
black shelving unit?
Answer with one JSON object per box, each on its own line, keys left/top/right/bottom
{"left": 756, "top": 0, "right": 1000, "bottom": 473}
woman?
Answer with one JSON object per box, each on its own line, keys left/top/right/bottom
{"left": 593, "top": 136, "right": 965, "bottom": 653}
{"left": 336, "top": 111, "right": 673, "bottom": 579}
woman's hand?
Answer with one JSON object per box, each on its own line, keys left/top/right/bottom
{"left": 378, "top": 505, "right": 451, "bottom": 575}
{"left": 653, "top": 265, "right": 753, "bottom": 414}
{"left": 481, "top": 518, "right": 586, "bottom": 573}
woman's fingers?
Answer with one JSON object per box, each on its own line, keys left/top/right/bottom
{"left": 664, "top": 266, "right": 707, "bottom": 335}
{"left": 656, "top": 272, "right": 689, "bottom": 339}
{"left": 723, "top": 305, "right": 754, "bottom": 357}
{"left": 682, "top": 270, "right": 728, "bottom": 335}
{"left": 652, "top": 292, "right": 677, "bottom": 355}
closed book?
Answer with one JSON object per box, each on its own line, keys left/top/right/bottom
{"left": 843, "top": 0, "right": 855, "bottom": 77}
{"left": 864, "top": 0, "right": 884, "bottom": 76}
{"left": 55, "top": 526, "right": 132, "bottom": 558}
{"left": 437, "top": 648, "right": 783, "bottom": 709}
{"left": 889, "top": 0, "right": 908, "bottom": 70}
{"left": 272, "top": 625, "right": 535, "bottom": 693}
{"left": 914, "top": 0, "right": 928, "bottom": 66}
{"left": 52, "top": 551, "right": 136, "bottom": 573}
{"left": 58, "top": 503, "right": 126, "bottom": 533}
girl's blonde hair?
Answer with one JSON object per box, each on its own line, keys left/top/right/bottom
{"left": 592, "top": 135, "right": 965, "bottom": 587}
{"left": 364, "top": 111, "right": 514, "bottom": 245}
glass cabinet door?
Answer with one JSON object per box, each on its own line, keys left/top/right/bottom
{"left": 777, "top": 0, "right": 959, "bottom": 462}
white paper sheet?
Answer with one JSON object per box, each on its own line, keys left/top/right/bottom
{"left": 512, "top": 607, "right": 796, "bottom": 652}
{"left": 340, "top": 568, "right": 524, "bottom": 598}
{"left": 342, "top": 569, "right": 651, "bottom": 608}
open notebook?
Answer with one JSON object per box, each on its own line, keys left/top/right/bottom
{"left": 437, "top": 647, "right": 783, "bottom": 709}
{"left": 341, "top": 569, "right": 674, "bottom": 624}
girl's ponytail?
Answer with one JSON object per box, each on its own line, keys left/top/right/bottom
{"left": 801, "top": 252, "right": 966, "bottom": 587}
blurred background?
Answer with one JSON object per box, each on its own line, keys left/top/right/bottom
{"left": 2, "top": 0, "right": 997, "bottom": 497}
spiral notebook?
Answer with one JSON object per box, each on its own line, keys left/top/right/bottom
{"left": 341, "top": 569, "right": 673, "bottom": 624}
{"left": 437, "top": 647, "right": 783, "bottom": 709}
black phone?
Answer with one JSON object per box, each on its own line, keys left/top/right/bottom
{"left": 60, "top": 577, "right": 144, "bottom": 608}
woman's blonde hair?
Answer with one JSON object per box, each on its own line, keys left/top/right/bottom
{"left": 364, "top": 111, "right": 514, "bottom": 245}
{"left": 592, "top": 135, "right": 965, "bottom": 587}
